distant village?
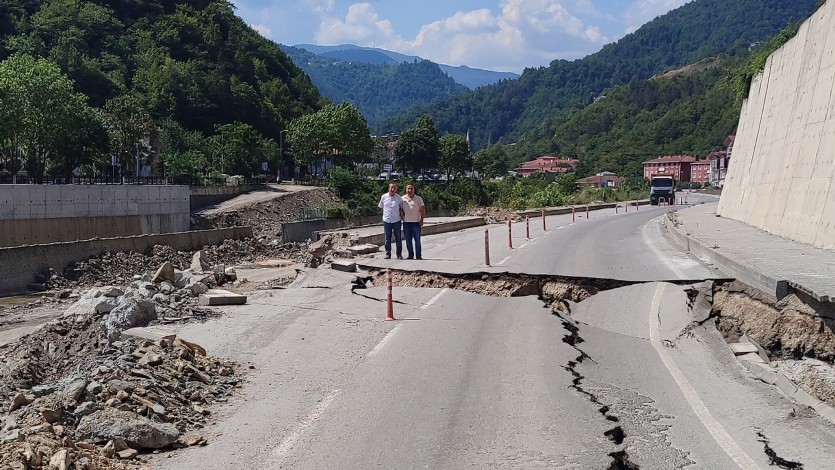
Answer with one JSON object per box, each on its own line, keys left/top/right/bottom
{"left": 514, "top": 135, "right": 735, "bottom": 189}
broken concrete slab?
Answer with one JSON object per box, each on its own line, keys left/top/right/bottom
{"left": 754, "top": 365, "right": 779, "bottom": 385}
{"left": 729, "top": 343, "right": 759, "bottom": 355}
{"left": 120, "top": 326, "right": 177, "bottom": 343}
{"left": 739, "top": 333, "right": 771, "bottom": 363}
{"left": 813, "top": 402, "right": 835, "bottom": 424}
{"left": 736, "top": 352, "right": 765, "bottom": 364}
{"left": 791, "top": 388, "right": 821, "bottom": 409}
{"left": 347, "top": 244, "right": 379, "bottom": 256}
{"left": 775, "top": 374, "right": 799, "bottom": 397}
{"left": 331, "top": 260, "right": 358, "bottom": 273}
{"left": 198, "top": 289, "right": 247, "bottom": 306}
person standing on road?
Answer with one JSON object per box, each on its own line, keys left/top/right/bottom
{"left": 401, "top": 184, "right": 426, "bottom": 260}
{"left": 378, "top": 183, "right": 404, "bottom": 259}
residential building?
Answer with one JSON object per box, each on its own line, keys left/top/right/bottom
{"left": 577, "top": 172, "right": 625, "bottom": 189}
{"left": 642, "top": 155, "right": 696, "bottom": 182}
{"left": 709, "top": 135, "right": 734, "bottom": 186}
{"left": 690, "top": 160, "right": 710, "bottom": 184}
{"left": 515, "top": 156, "right": 579, "bottom": 177}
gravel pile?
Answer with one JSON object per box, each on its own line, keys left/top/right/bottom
{"left": 0, "top": 307, "right": 243, "bottom": 469}
{"left": 191, "top": 188, "right": 341, "bottom": 239}
{"left": 44, "top": 239, "right": 309, "bottom": 292}
{"left": 464, "top": 207, "right": 521, "bottom": 224}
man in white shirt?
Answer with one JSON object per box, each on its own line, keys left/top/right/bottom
{"left": 401, "top": 184, "right": 426, "bottom": 260}
{"left": 378, "top": 183, "right": 404, "bottom": 259}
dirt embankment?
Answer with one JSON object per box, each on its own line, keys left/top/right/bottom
{"left": 711, "top": 281, "right": 835, "bottom": 407}
{"left": 191, "top": 188, "right": 341, "bottom": 239}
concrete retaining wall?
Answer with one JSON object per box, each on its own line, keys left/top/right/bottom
{"left": 718, "top": 1, "right": 835, "bottom": 250}
{"left": 282, "top": 210, "right": 457, "bottom": 243}
{"left": 0, "top": 185, "right": 190, "bottom": 247}
{"left": 0, "top": 226, "right": 253, "bottom": 295}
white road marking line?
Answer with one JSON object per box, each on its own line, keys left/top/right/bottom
{"left": 649, "top": 284, "right": 760, "bottom": 470}
{"left": 642, "top": 220, "right": 689, "bottom": 279}
{"left": 272, "top": 389, "right": 342, "bottom": 458}
{"left": 366, "top": 324, "right": 403, "bottom": 358}
{"left": 421, "top": 288, "right": 449, "bottom": 310}
{"left": 518, "top": 242, "right": 529, "bottom": 249}
{"left": 497, "top": 256, "right": 511, "bottom": 265}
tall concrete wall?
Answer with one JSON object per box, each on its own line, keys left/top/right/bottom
{"left": 0, "top": 226, "right": 253, "bottom": 295}
{"left": 0, "top": 185, "right": 190, "bottom": 247}
{"left": 718, "top": 1, "right": 835, "bottom": 250}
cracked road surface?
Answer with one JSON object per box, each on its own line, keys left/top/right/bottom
{"left": 155, "top": 195, "right": 835, "bottom": 469}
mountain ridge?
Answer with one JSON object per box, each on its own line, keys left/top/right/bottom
{"left": 293, "top": 43, "right": 520, "bottom": 89}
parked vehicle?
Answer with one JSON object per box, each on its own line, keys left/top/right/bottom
{"left": 650, "top": 174, "right": 676, "bottom": 205}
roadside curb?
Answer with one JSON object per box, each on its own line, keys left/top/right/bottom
{"left": 740, "top": 359, "right": 835, "bottom": 426}
{"left": 662, "top": 210, "right": 830, "bottom": 303}
{"left": 662, "top": 213, "right": 780, "bottom": 298}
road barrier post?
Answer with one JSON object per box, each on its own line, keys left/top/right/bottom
{"left": 484, "top": 229, "right": 491, "bottom": 267}
{"left": 586, "top": 205, "right": 590, "bottom": 220}
{"left": 542, "top": 210, "right": 546, "bottom": 231}
{"left": 386, "top": 268, "right": 395, "bottom": 321}
{"left": 572, "top": 207, "right": 576, "bottom": 223}
{"left": 526, "top": 216, "right": 530, "bottom": 239}
{"left": 507, "top": 219, "right": 513, "bottom": 249}
{"left": 685, "top": 194, "right": 688, "bottom": 204}
{"left": 625, "top": 201, "right": 629, "bottom": 213}
{"left": 635, "top": 200, "right": 639, "bottom": 211}
{"left": 615, "top": 204, "right": 619, "bottom": 215}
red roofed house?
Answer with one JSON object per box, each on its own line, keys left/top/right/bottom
{"left": 515, "top": 156, "right": 579, "bottom": 177}
{"left": 690, "top": 160, "right": 710, "bottom": 184}
{"left": 642, "top": 155, "right": 696, "bottom": 182}
{"left": 577, "top": 172, "right": 625, "bottom": 189}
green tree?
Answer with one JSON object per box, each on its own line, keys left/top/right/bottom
{"left": 395, "top": 115, "right": 440, "bottom": 173}
{"left": 473, "top": 144, "right": 510, "bottom": 178}
{"left": 286, "top": 102, "right": 372, "bottom": 170}
{"left": 0, "top": 53, "right": 100, "bottom": 181}
{"left": 439, "top": 133, "right": 471, "bottom": 180}
{"left": 100, "top": 94, "right": 155, "bottom": 178}
{"left": 210, "top": 122, "right": 277, "bottom": 176}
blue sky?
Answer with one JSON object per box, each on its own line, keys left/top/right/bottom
{"left": 231, "top": 0, "right": 690, "bottom": 73}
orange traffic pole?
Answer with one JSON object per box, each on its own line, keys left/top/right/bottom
{"left": 385, "top": 268, "right": 395, "bottom": 321}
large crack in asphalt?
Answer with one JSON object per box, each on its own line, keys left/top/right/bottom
{"left": 755, "top": 429, "right": 804, "bottom": 469}
{"left": 361, "top": 267, "right": 728, "bottom": 468}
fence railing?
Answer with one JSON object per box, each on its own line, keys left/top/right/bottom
{"left": 0, "top": 174, "right": 268, "bottom": 187}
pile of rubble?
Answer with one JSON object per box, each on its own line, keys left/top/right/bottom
{"left": 43, "top": 239, "right": 309, "bottom": 293}
{"left": 0, "top": 253, "right": 247, "bottom": 469}
{"left": 190, "top": 188, "right": 341, "bottom": 239}
{"left": 464, "top": 207, "right": 521, "bottom": 224}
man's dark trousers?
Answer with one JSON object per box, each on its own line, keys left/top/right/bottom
{"left": 403, "top": 222, "right": 422, "bottom": 259}
{"left": 384, "top": 221, "right": 402, "bottom": 258}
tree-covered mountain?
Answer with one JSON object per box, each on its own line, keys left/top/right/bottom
{"left": 0, "top": 0, "right": 323, "bottom": 177}
{"left": 382, "top": 0, "right": 818, "bottom": 150}
{"left": 281, "top": 45, "right": 469, "bottom": 129}
{"left": 293, "top": 43, "right": 520, "bottom": 89}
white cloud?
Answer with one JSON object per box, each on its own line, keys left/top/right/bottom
{"left": 622, "top": 0, "right": 689, "bottom": 34}
{"left": 251, "top": 24, "right": 272, "bottom": 38}
{"left": 315, "top": 3, "right": 396, "bottom": 46}
{"left": 310, "top": 1, "right": 611, "bottom": 72}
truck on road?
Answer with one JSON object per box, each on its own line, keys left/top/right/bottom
{"left": 650, "top": 174, "right": 676, "bottom": 205}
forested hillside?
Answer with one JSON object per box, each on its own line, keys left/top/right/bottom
{"left": 281, "top": 45, "right": 469, "bottom": 129}
{"left": 0, "top": 0, "right": 323, "bottom": 178}
{"left": 383, "top": 0, "right": 818, "bottom": 150}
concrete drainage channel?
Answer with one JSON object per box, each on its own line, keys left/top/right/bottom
{"left": 362, "top": 267, "right": 835, "bottom": 468}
